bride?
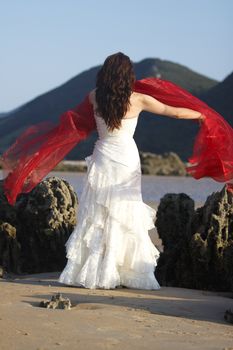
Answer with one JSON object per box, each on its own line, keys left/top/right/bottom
{"left": 58, "top": 52, "right": 204, "bottom": 290}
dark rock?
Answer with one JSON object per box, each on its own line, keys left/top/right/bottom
{"left": 155, "top": 193, "right": 195, "bottom": 287}
{"left": 224, "top": 309, "right": 233, "bottom": 324}
{"left": 0, "top": 176, "right": 78, "bottom": 274}
{"left": 0, "top": 266, "right": 4, "bottom": 278}
{"left": 155, "top": 186, "right": 233, "bottom": 292}
{"left": 139, "top": 151, "right": 187, "bottom": 176}
{"left": 155, "top": 193, "right": 195, "bottom": 248}
{"left": 39, "top": 293, "right": 72, "bottom": 310}
{"left": 0, "top": 181, "right": 18, "bottom": 226}
{"left": 190, "top": 186, "right": 233, "bottom": 290}
{"left": 0, "top": 221, "right": 21, "bottom": 274}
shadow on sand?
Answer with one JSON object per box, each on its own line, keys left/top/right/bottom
{"left": 2, "top": 271, "right": 232, "bottom": 326}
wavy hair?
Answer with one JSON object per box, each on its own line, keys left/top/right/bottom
{"left": 95, "top": 52, "right": 136, "bottom": 131}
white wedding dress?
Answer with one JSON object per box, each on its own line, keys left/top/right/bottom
{"left": 58, "top": 108, "right": 161, "bottom": 290}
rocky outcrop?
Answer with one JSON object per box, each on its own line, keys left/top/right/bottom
{"left": 53, "top": 153, "right": 187, "bottom": 175}
{"left": 0, "top": 177, "right": 78, "bottom": 275}
{"left": 54, "top": 160, "right": 87, "bottom": 172}
{"left": 155, "top": 186, "right": 233, "bottom": 292}
{"left": 0, "top": 221, "right": 21, "bottom": 274}
{"left": 224, "top": 309, "right": 233, "bottom": 324}
{"left": 139, "top": 151, "right": 187, "bottom": 176}
{"left": 39, "top": 293, "right": 72, "bottom": 310}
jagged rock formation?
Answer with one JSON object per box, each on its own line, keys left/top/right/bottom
{"left": 0, "top": 176, "right": 78, "bottom": 275}
{"left": 0, "top": 221, "right": 21, "bottom": 274}
{"left": 224, "top": 309, "right": 233, "bottom": 324}
{"left": 155, "top": 186, "right": 233, "bottom": 292}
{"left": 39, "top": 293, "right": 72, "bottom": 310}
{"left": 140, "top": 151, "right": 187, "bottom": 176}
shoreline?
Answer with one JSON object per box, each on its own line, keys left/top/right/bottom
{"left": 0, "top": 169, "right": 224, "bottom": 205}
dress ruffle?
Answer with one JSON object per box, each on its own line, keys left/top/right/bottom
{"left": 58, "top": 153, "right": 161, "bottom": 290}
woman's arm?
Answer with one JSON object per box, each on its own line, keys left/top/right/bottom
{"left": 140, "top": 93, "right": 204, "bottom": 120}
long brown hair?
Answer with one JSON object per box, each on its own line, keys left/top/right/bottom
{"left": 95, "top": 52, "right": 136, "bottom": 131}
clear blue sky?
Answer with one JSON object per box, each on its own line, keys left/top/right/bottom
{"left": 1, "top": 0, "right": 232, "bottom": 111}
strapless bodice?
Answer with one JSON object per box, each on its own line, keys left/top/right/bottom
{"left": 94, "top": 113, "right": 139, "bottom": 140}
{"left": 92, "top": 112, "right": 140, "bottom": 170}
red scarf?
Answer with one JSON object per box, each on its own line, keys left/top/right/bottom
{"left": 1, "top": 77, "right": 233, "bottom": 205}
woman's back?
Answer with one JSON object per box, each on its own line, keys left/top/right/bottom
{"left": 90, "top": 90, "right": 141, "bottom": 140}
{"left": 90, "top": 90, "right": 142, "bottom": 119}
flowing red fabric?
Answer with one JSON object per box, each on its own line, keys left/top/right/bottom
{"left": 134, "top": 78, "right": 233, "bottom": 187}
{"left": 1, "top": 77, "right": 232, "bottom": 206}
{"left": 1, "top": 96, "right": 96, "bottom": 205}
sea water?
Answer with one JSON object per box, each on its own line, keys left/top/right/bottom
{"left": 0, "top": 170, "right": 224, "bottom": 204}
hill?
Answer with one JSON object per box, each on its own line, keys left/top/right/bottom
{"left": 200, "top": 71, "right": 233, "bottom": 124}
{"left": 0, "top": 58, "right": 219, "bottom": 160}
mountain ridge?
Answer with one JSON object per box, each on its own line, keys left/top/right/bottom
{"left": 1, "top": 57, "right": 230, "bottom": 162}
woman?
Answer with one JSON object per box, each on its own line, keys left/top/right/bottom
{"left": 58, "top": 52, "right": 204, "bottom": 290}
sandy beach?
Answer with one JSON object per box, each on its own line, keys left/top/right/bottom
{"left": 0, "top": 272, "right": 233, "bottom": 350}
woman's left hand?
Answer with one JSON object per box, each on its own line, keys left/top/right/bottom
{"left": 198, "top": 114, "right": 206, "bottom": 126}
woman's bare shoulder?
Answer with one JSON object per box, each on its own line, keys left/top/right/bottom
{"left": 132, "top": 91, "right": 154, "bottom": 102}
{"left": 132, "top": 91, "right": 155, "bottom": 102}
{"left": 131, "top": 91, "right": 143, "bottom": 98}
{"left": 130, "top": 91, "right": 149, "bottom": 109}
